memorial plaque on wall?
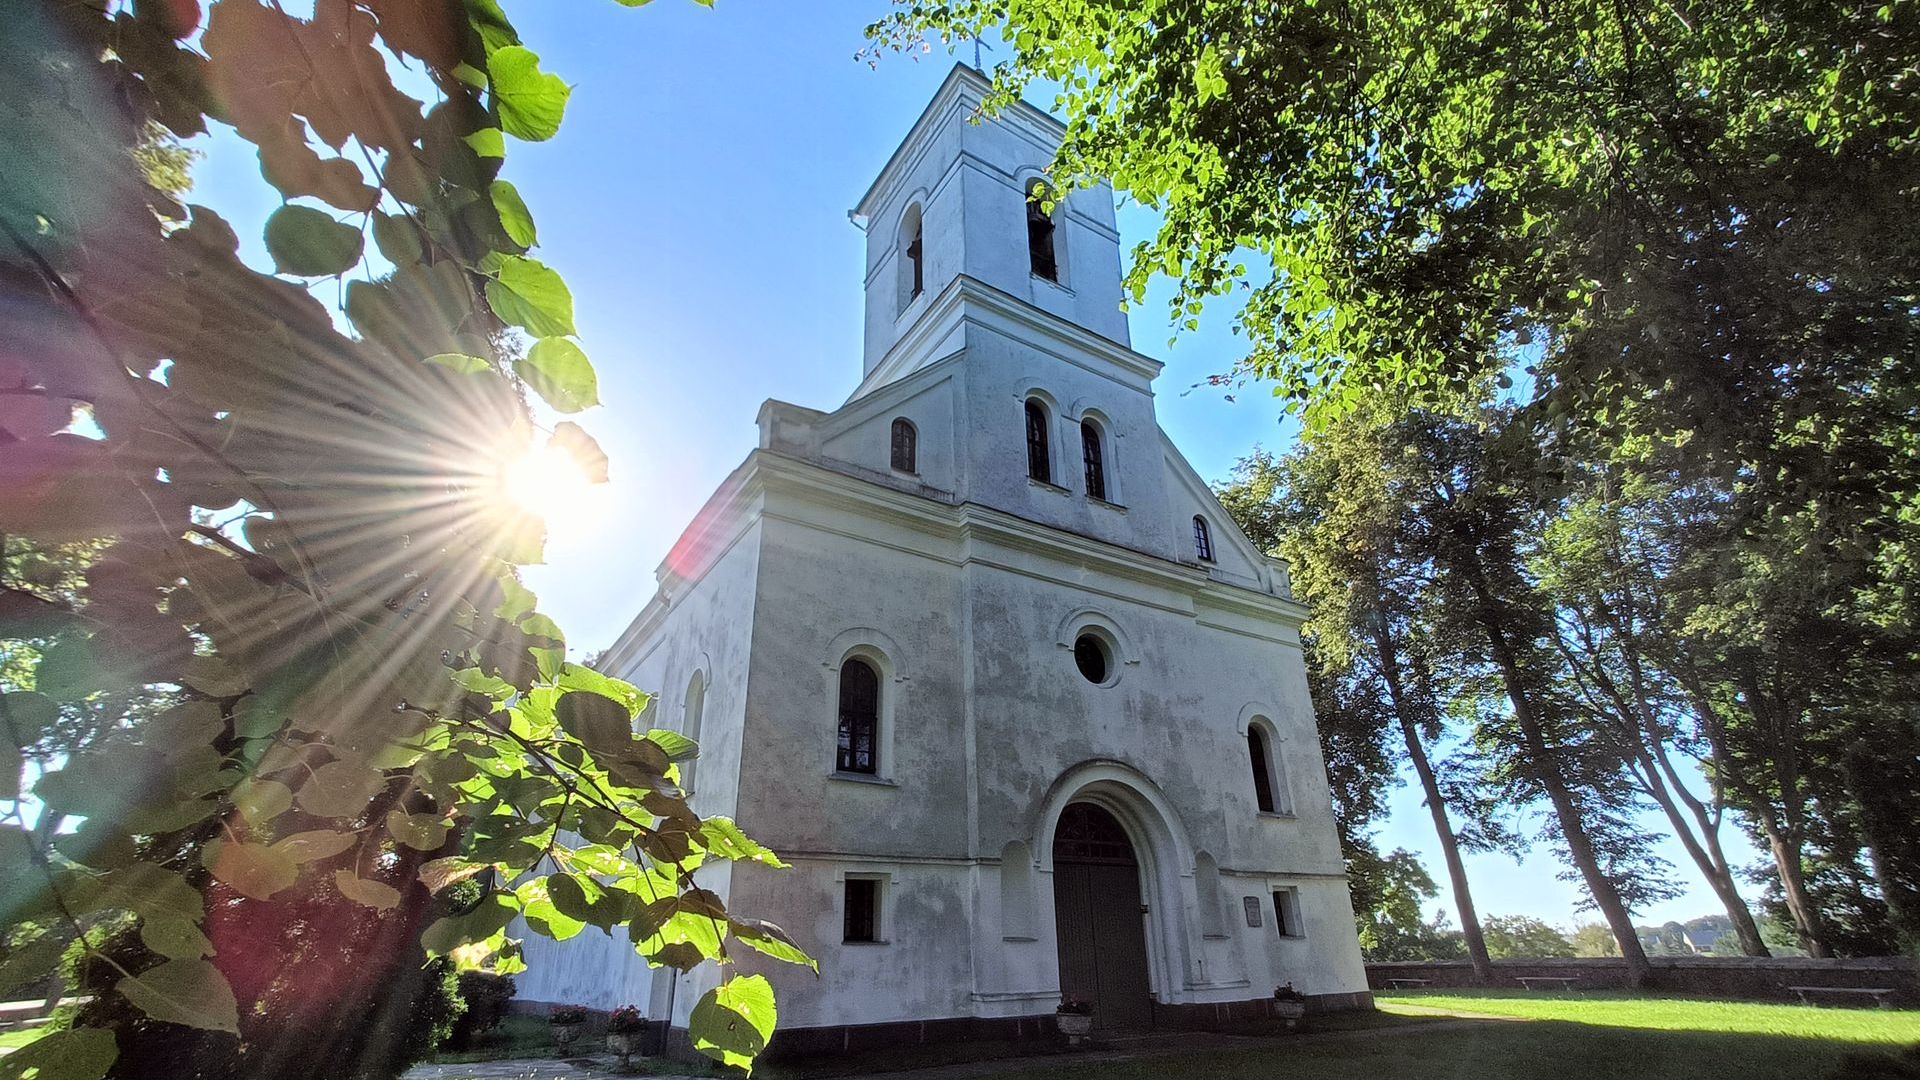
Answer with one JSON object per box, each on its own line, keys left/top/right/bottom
{"left": 1243, "top": 896, "right": 1262, "bottom": 927}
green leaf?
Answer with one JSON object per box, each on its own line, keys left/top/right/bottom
{"left": 263, "top": 205, "right": 364, "bottom": 277}
{"left": 690, "top": 974, "right": 777, "bottom": 1073}
{"left": 421, "top": 893, "right": 519, "bottom": 955}
{"left": 465, "top": 128, "right": 506, "bottom": 158}
{"left": 643, "top": 728, "right": 697, "bottom": 762}
{"left": 490, "top": 180, "right": 536, "bottom": 248}
{"left": 0, "top": 692, "right": 58, "bottom": 743}
{"left": 0, "top": 932, "right": 70, "bottom": 995}
{"left": 140, "top": 916, "right": 214, "bottom": 961}
{"left": 698, "top": 817, "right": 787, "bottom": 868}
{"left": 386, "top": 810, "right": 449, "bottom": 851}
{"left": 231, "top": 779, "right": 292, "bottom": 825}
{"left": 549, "top": 421, "right": 609, "bottom": 483}
{"left": 202, "top": 838, "right": 299, "bottom": 901}
{"left": 489, "top": 46, "right": 570, "bottom": 141}
{"left": 558, "top": 664, "right": 644, "bottom": 713}
{"left": 554, "top": 690, "right": 632, "bottom": 752}
{"left": 486, "top": 256, "right": 575, "bottom": 337}
{"left": 450, "top": 667, "right": 515, "bottom": 696}
{"left": 0, "top": 1028, "right": 118, "bottom": 1080}
{"left": 295, "top": 759, "right": 386, "bottom": 818}
{"left": 272, "top": 830, "right": 358, "bottom": 863}
{"left": 117, "top": 959, "right": 240, "bottom": 1034}
{"left": 730, "top": 917, "right": 816, "bottom": 971}
{"left": 333, "top": 870, "right": 401, "bottom": 910}
{"left": 514, "top": 338, "right": 597, "bottom": 413}
{"left": 370, "top": 210, "right": 423, "bottom": 265}
{"left": 426, "top": 353, "right": 491, "bottom": 374}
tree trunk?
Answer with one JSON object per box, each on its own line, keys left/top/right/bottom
{"left": 1370, "top": 621, "right": 1496, "bottom": 982}
{"left": 1470, "top": 596, "right": 1654, "bottom": 986}
{"left": 1588, "top": 646, "right": 1769, "bottom": 957}
{"left": 1679, "top": 670, "right": 1831, "bottom": 958}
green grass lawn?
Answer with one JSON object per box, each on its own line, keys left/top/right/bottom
{"left": 0, "top": 1024, "right": 48, "bottom": 1051}
{"left": 983, "top": 992, "right": 1920, "bottom": 1080}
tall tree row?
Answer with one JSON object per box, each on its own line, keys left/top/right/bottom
{"left": 872, "top": 0, "right": 1920, "bottom": 961}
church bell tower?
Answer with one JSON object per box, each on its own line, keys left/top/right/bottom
{"left": 848, "top": 65, "right": 1134, "bottom": 398}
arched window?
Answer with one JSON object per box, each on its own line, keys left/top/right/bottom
{"left": 1025, "top": 399, "right": 1051, "bottom": 483}
{"left": 1080, "top": 420, "right": 1106, "bottom": 501}
{"left": 836, "top": 657, "right": 879, "bottom": 775}
{"left": 1026, "top": 181, "right": 1058, "bottom": 282}
{"left": 681, "top": 671, "right": 705, "bottom": 792}
{"left": 1192, "top": 515, "right": 1214, "bottom": 562}
{"left": 890, "top": 417, "right": 917, "bottom": 474}
{"left": 1249, "top": 726, "right": 1277, "bottom": 813}
{"left": 899, "top": 204, "right": 925, "bottom": 311}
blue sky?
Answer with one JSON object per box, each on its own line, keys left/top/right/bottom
{"left": 185, "top": 0, "right": 1761, "bottom": 932}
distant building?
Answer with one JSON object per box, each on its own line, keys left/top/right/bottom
{"left": 513, "top": 64, "right": 1369, "bottom": 1050}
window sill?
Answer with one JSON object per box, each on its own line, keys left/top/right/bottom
{"left": 1028, "top": 477, "right": 1071, "bottom": 496}
{"left": 830, "top": 771, "right": 898, "bottom": 788}
{"left": 1256, "top": 810, "right": 1297, "bottom": 821}
{"left": 1031, "top": 274, "right": 1074, "bottom": 297}
{"left": 1089, "top": 496, "right": 1127, "bottom": 512}
{"left": 1001, "top": 935, "right": 1039, "bottom": 944}
{"left": 842, "top": 939, "right": 891, "bottom": 947}
{"left": 1202, "top": 933, "right": 1232, "bottom": 942}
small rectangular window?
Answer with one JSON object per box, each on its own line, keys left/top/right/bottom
{"left": 1272, "top": 888, "right": 1302, "bottom": 938}
{"left": 844, "top": 877, "right": 880, "bottom": 943}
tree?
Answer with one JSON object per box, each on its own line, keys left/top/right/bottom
{"left": 869, "top": 0, "right": 1920, "bottom": 958}
{"left": 1482, "top": 916, "right": 1575, "bottom": 961}
{"left": 1222, "top": 439, "right": 1499, "bottom": 982}
{"left": 1, "top": 3, "right": 805, "bottom": 1077}
{"left": 1570, "top": 923, "right": 1618, "bottom": 958}
{"left": 1349, "top": 848, "right": 1468, "bottom": 963}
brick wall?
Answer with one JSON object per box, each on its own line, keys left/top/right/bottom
{"left": 1366, "top": 956, "right": 1918, "bottom": 1005}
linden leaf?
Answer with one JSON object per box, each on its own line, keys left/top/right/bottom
{"left": 294, "top": 759, "right": 386, "bottom": 818}
{"left": 333, "top": 870, "right": 401, "bottom": 910}
{"left": 140, "top": 916, "right": 214, "bottom": 961}
{"left": 549, "top": 422, "right": 608, "bottom": 483}
{"left": 514, "top": 338, "right": 597, "bottom": 413}
{"left": 117, "top": 959, "right": 240, "bottom": 1034}
{"left": 490, "top": 180, "right": 536, "bottom": 248}
{"left": 488, "top": 46, "right": 570, "bottom": 141}
{"left": 202, "top": 838, "right": 298, "bottom": 900}
{"left": 486, "top": 256, "right": 575, "bottom": 337}
{"left": 263, "top": 205, "right": 364, "bottom": 277}
{"left": 690, "top": 974, "right": 777, "bottom": 1074}
{"left": 272, "top": 830, "right": 358, "bottom": 863}
{"left": 385, "top": 810, "right": 449, "bottom": 851}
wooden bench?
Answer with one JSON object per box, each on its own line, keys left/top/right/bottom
{"left": 1386, "top": 978, "right": 1432, "bottom": 991}
{"left": 1516, "top": 976, "right": 1579, "bottom": 992}
{"left": 1788, "top": 986, "right": 1898, "bottom": 1009}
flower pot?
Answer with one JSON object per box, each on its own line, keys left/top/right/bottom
{"left": 550, "top": 1021, "right": 584, "bottom": 1050}
{"left": 1055, "top": 1011, "right": 1094, "bottom": 1046}
{"left": 1271, "top": 1000, "right": 1307, "bottom": 1030}
{"left": 607, "top": 1031, "right": 642, "bottom": 1068}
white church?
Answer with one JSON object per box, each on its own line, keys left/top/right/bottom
{"left": 515, "top": 64, "right": 1370, "bottom": 1053}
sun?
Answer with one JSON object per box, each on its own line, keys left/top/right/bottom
{"left": 501, "top": 442, "right": 602, "bottom": 532}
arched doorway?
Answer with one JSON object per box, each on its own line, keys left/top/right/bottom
{"left": 1052, "top": 802, "right": 1155, "bottom": 1028}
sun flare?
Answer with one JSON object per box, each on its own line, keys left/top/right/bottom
{"left": 502, "top": 442, "right": 601, "bottom": 531}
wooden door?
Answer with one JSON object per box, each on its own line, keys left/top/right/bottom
{"left": 1052, "top": 803, "right": 1154, "bottom": 1029}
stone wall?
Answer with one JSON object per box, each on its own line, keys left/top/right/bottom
{"left": 1366, "top": 956, "right": 1918, "bottom": 1005}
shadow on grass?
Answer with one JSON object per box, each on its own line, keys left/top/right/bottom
{"left": 985, "top": 1016, "right": 1920, "bottom": 1080}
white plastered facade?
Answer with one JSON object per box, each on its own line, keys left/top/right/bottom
{"left": 514, "top": 64, "right": 1368, "bottom": 1033}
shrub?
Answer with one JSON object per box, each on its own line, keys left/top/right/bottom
{"left": 550, "top": 1005, "right": 590, "bottom": 1025}
{"left": 445, "top": 972, "right": 518, "bottom": 1050}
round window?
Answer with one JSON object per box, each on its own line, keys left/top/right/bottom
{"left": 1073, "top": 633, "right": 1111, "bottom": 684}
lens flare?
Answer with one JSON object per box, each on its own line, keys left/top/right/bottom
{"left": 502, "top": 441, "right": 599, "bottom": 530}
